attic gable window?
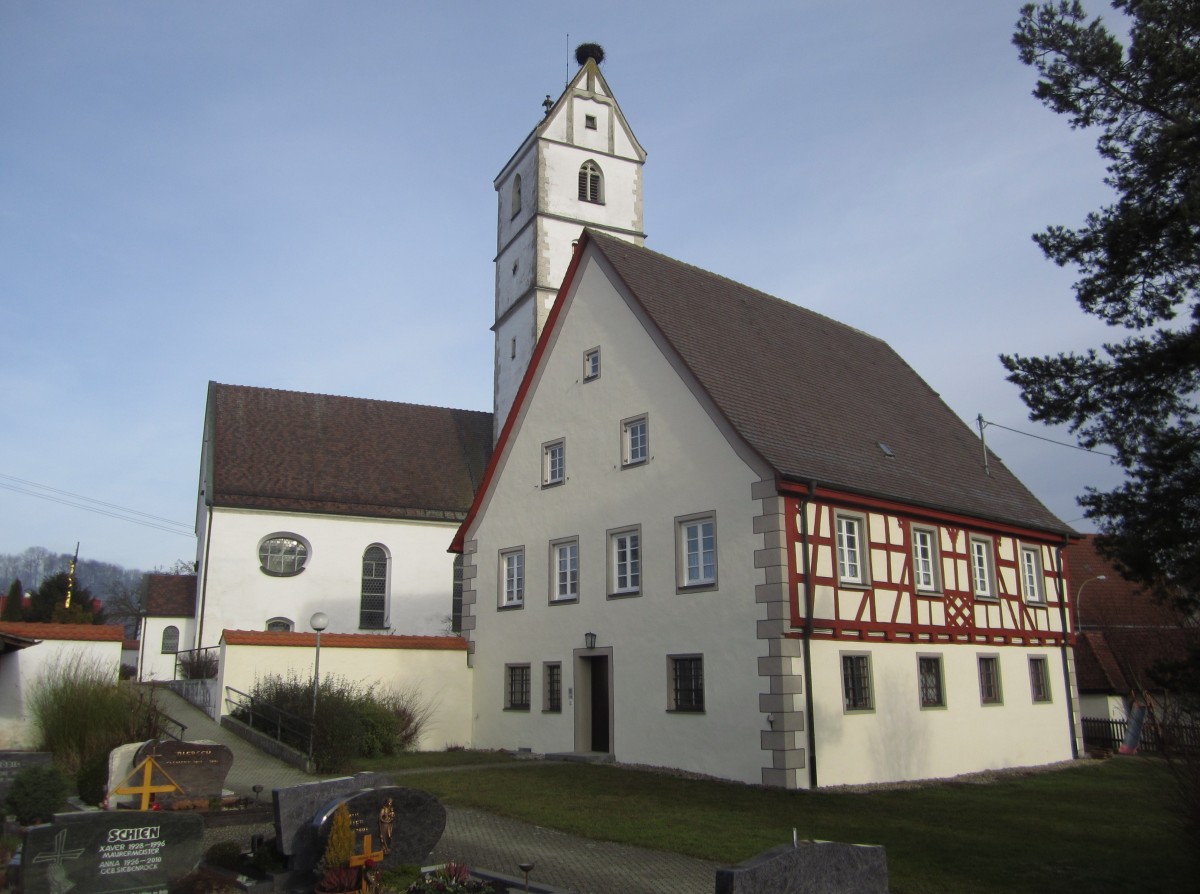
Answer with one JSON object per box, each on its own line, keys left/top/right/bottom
{"left": 258, "top": 534, "right": 310, "bottom": 577}
{"left": 585, "top": 114, "right": 597, "bottom": 130}
{"left": 578, "top": 160, "right": 604, "bottom": 203}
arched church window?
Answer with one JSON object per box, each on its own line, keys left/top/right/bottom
{"left": 266, "top": 617, "right": 294, "bottom": 633}
{"left": 511, "top": 174, "right": 522, "bottom": 218}
{"left": 360, "top": 545, "right": 389, "bottom": 629}
{"left": 161, "top": 625, "right": 179, "bottom": 654}
{"left": 258, "top": 534, "right": 310, "bottom": 576}
{"left": 578, "top": 161, "right": 603, "bottom": 204}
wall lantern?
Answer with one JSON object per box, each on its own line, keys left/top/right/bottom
{"left": 584, "top": 631, "right": 597, "bottom": 650}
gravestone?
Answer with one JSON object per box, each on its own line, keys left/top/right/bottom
{"left": 307, "top": 787, "right": 445, "bottom": 873}
{"left": 20, "top": 810, "right": 203, "bottom": 894}
{"left": 273, "top": 772, "right": 393, "bottom": 860}
{"left": 714, "top": 840, "right": 889, "bottom": 894}
{"left": 0, "top": 752, "right": 52, "bottom": 803}
{"left": 131, "top": 739, "right": 233, "bottom": 808}
{"left": 105, "top": 742, "right": 149, "bottom": 809}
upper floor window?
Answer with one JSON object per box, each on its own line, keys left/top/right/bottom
{"left": 543, "top": 439, "right": 565, "bottom": 487}
{"left": 360, "top": 545, "right": 389, "bottom": 629}
{"left": 161, "top": 625, "right": 180, "bottom": 655}
{"left": 511, "top": 173, "right": 522, "bottom": 218}
{"left": 677, "top": 514, "right": 716, "bottom": 589}
{"left": 258, "top": 534, "right": 310, "bottom": 577}
{"left": 1021, "top": 546, "right": 1045, "bottom": 603}
{"left": 551, "top": 538, "right": 579, "bottom": 602}
{"left": 912, "top": 526, "right": 940, "bottom": 593}
{"left": 622, "top": 415, "right": 648, "bottom": 467}
{"left": 578, "top": 160, "right": 604, "bottom": 203}
{"left": 500, "top": 548, "right": 525, "bottom": 608}
{"left": 836, "top": 514, "right": 869, "bottom": 586}
{"left": 583, "top": 347, "right": 601, "bottom": 381}
{"left": 970, "top": 537, "right": 996, "bottom": 599}
{"left": 609, "top": 526, "right": 641, "bottom": 597}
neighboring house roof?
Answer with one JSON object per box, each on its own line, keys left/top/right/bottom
{"left": 221, "top": 629, "right": 469, "bottom": 651}
{"left": 0, "top": 622, "right": 124, "bottom": 643}
{"left": 1067, "top": 536, "right": 1194, "bottom": 694}
{"left": 458, "top": 231, "right": 1070, "bottom": 548}
{"left": 205, "top": 383, "right": 493, "bottom": 522}
{"left": 143, "top": 573, "right": 197, "bottom": 617}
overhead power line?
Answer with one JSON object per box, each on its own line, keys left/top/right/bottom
{"left": 977, "top": 417, "right": 1118, "bottom": 460}
{"left": 0, "top": 473, "right": 194, "bottom": 538}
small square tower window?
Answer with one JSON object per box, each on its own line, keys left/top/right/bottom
{"left": 585, "top": 114, "right": 597, "bottom": 130}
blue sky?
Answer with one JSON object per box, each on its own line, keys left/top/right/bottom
{"left": 1, "top": 1, "right": 1124, "bottom": 572}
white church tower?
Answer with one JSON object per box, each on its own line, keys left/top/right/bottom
{"left": 492, "top": 45, "right": 646, "bottom": 439}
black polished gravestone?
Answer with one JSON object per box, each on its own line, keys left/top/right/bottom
{"left": 307, "top": 787, "right": 446, "bottom": 873}
{"left": 20, "top": 810, "right": 204, "bottom": 894}
{"left": 132, "top": 739, "right": 233, "bottom": 807}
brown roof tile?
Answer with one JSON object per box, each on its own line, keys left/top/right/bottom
{"left": 221, "top": 629, "right": 468, "bottom": 650}
{"left": 0, "top": 622, "right": 125, "bottom": 642}
{"left": 143, "top": 574, "right": 197, "bottom": 617}
{"left": 587, "top": 232, "right": 1069, "bottom": 533}
{"left": 206, "top": 384, "right": 492, "bottom": 521}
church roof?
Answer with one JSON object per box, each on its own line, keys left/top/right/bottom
{"left": 584, "top": 232, "right": 1070, "bottom": 534}
{"left": 142, "top": 573, "right": 197, "bottom": 618}
{"left": 205, "top": 383, "right": 493, "bottom": 522}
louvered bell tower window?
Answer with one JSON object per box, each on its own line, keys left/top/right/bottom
{"left": 360, "top": 545, "right": 388, "bottom": 628}
{"left": 578, "top": 161, "right": 603, "bottom": 204}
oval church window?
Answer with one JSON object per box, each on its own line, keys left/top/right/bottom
{"left": 258, "top": 534, "right": 310, "bottom": 576}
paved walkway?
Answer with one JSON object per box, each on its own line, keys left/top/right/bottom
{"left": 154, "top": 687, "right": 721, "bottom": 893}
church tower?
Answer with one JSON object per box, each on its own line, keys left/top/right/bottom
{"left": 492, "top": 47, "right": 646, "bottom": 439}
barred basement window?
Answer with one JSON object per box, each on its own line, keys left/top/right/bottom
{"left": 669, "top": 655, "right": 704, "bottom": 712}
{"left": 506, "top": 664, "right": 531, "bottom": 710}
{"left": 544, "top": 662, "right": 562, "bottom": 712}
{"left": 360, "top": 545, "right": 389, "bottom": 628}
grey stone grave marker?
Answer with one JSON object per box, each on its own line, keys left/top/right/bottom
{"left": 0, "top": 752, "right": 52, "bottom": 803}
{"left": 20, "top": 810, "right": 204, "bottom": 894}
{"left": 272, "top": 772, "right": 392, "bottom": 859}
{"left": 308, "top": 786, "right": 446, "bottom": 873}
{"left": 714, "top": 840, "right": 889, "bottom": 894}
{"left": 132, "top": 739, "right": 233, "bottom": 808}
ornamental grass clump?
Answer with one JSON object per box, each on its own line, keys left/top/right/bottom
{"left": 28, "top": 652, "right": 164, "bottom": 799}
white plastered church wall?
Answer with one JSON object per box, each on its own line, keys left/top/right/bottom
{"left": 196, "top": 508, "right": 458, "bottom": 647}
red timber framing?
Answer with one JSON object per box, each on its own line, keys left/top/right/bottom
{"left": 781, "top": 487, "right": 1069, "bottom": 648}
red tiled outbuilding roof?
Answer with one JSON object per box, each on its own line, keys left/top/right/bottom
{"left": 0, "top": 622, "right": 124, "bottom": 642}
{"left": 204, "top": 383, "right": 492, "bottom": 521}
{"left": 143, "top": 573, "right": 197, "bottom": 617}
{"left": 221, "top": 629, "right": 469, "bottom": 650}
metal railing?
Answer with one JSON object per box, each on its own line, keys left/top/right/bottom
{"left": 224, "top": 685, "right": 312, "bottom": 751}
{"left": 1081, "top": 715, "right": 1200, "bottom": 754}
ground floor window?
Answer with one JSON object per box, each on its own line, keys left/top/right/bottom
{"left": 506, "top": 664, "right": 531, "bottom": 710}
{"left": 544, "top": 662, "right": 562, "bottom": 712}
{"left": 669, "top": 655, "right": 704, "bottom": 712}
{"left": 918, "top": 655, "right": 945, "bottom": 708}
{"left": 1029, "top": 656, "right": 1051, "bottom": 703}
{"left": 978, "top": 655, "right": 1003, "bottom": 705}
{"left": 842, "top": 653, "right": 873, "bottom": 711}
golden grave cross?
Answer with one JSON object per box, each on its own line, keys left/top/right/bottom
{"left": 348, "top": 834, "right": 386, "bottom": 894}
{"left": 112, "top": 755, "right": 185, "bottom": 810}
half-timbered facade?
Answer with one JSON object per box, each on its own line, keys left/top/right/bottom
{"left": 456, "top": 230, "right": 1079, "bottom": 788}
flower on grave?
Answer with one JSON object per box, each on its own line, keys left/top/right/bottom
{"left": 405, "top": 861, "right": 492, "bottom": 893}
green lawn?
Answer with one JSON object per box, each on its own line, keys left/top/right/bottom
{"left": 354, "top": 754, "right": 1196, "bottom": 894}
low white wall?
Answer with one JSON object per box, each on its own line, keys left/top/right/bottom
{"left": 0, "top": 637, "right": 123, "bottom": 749}
{"left": 218, "top": 638, "right": 473, "bottom": 751}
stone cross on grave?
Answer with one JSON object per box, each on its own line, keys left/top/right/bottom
{"left": 31, "top": 828, "right": 85, "bottom": 894}
{"left": 348, "top": 834, "right": 386, "bottom": 894}
{"left": 112, "top": 755, "right": 184, "bottom": 810}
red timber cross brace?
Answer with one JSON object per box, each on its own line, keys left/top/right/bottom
{"left": 783, "top": 491, "right": 1066, "bottom": 648}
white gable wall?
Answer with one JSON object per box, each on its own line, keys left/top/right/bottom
{"left": 467, "top": 253, "right": 774, "bottom": 784}
{"left": 139, "top": 615, "right": 197, "bottom": 682}
{"left": 196, "top": 508, "right": 457, "bottom": 649}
